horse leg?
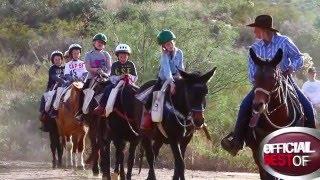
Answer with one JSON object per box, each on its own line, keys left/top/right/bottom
{"left": 49, "top": 130, "right": 57, "bottom": 169}
{"left": 126, "top": 140, "right": 138, "bottom": 180}
{"left": 142, "top": 137, "right": 156, "bottom": 180}
{"left": 169, "top": 141, "right": 185, "bottom": 180}
{"left": 152, "top": 140, "right": 163, "bottom": 161}
{"left": 56, "top": 136, "right": 63, "bottom": 168}
{"left": 114, "top": 139, "right": 126, "bottom": 180}
{"left": 180, "top": 135, "right": 193, "bottom": 159}
{"left": 252, "top": 149, "right": 275, "bottom": 180}
{"left": 52, "top": 122, "right": 63, "bottom": 168}
{"left": 65, "top": 136, "right": 73, "bottom": 168}
{"left": 77, "top": 133, "right": 86, "bottom": 170}
{"left": 101, "top": 138, "right": 111, "bottom": 180}
{"left": 71, "top": 135, "right": 78, "bottom": 168}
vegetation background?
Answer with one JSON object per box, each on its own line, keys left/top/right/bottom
{"left": 0, "top": 0, "right": 319, "bottom": 172}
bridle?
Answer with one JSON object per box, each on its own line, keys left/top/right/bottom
{"left": 253, "top": 75, "right": 298, "bottom": 129}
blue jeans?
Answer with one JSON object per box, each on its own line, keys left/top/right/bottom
{"left": 100, "top": 84, "right": 115, "bottom": 107}
{"left": 233, "top": 84, "right": 315, "bottom": 143}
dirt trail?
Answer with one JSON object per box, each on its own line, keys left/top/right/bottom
{"left": 0, "top": 161, "right": 260, "bottom": 180}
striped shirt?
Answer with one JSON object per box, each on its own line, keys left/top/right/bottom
{"left": 248, "top": 33, "right": 304, "bottom": 83}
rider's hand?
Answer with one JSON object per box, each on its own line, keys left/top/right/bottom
{"left": 283, "top": 66, "right": 294, "bottom": 76}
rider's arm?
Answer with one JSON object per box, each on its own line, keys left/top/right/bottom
{"left": 128, "top": 61, "right": 138, "bottom": 83}
{"left": 49, "top": 67, "right": 66, "bottom": 84}
{"left": 109, "top": 62, "right": 121, "bottom": 84}
{"left": 104, "top": 52, "right": 112, "bottom": 76}
{"left": 159, "top": 53, "right": 174, "bottom": 83}
{"left": 176, "top": 49, "right": 185, "bottom": 71}
{"left": 285, "top": 37, "right": 303, "bottom": 72}
{"left": 248, "top": 54, "right": 256, "bottom": 84}
{"left": 84, "top": 53, "right": 99, "bottom": 75}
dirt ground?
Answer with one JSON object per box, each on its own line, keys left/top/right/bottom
{"left": 0, "top": 161, "right": 260, "bottom": 180}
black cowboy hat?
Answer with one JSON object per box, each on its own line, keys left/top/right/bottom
{"left": 247, "top": 15, "right": 279, "bottom": 32}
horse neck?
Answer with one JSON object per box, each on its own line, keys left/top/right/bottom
{"left": 171, "top": 80, "right": 189, "bottom": 116}
{"left": 69, "top": 86, "right": 81, "bottom": 114}
{"left": 264, "top": 79, "right": 290, "bottom": 129}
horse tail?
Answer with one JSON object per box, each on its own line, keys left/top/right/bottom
{"left": 138, "top": 142, "right": 144, "bottom": 174}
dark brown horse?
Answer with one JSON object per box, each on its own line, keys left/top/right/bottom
{"left": 40, "top": 114, "right": 63, "bottom": 168}
{"left": 82, "top": 77, "right": 110, "bottom": 176}
{"left": 245, "top": 48, "right": 310, "bottom": 179}
{"left": 140, "top": 68, "right": 216, "bottom": 180}
{"left": 99, "top": 78, "right": 143, "bottom": 180}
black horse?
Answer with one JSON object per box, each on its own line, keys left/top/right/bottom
{"left": 140, "top": 68, "right": 216, "bottom": 180}
{"left": 41, "top": 115, "right": 63, "bottom": 168}
{"left": 100, "top": 79, "right": 144, "bottom": 180}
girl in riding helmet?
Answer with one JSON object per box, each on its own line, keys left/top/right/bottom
{"left": 74, "top": 33, "right": 113, "bottom": 121}
{"left": 142, "top": 29, "right": 185, "bottom": 129}
{"left": 39, "top": 50, "right": 66, "bottom": 131}
{"left": 64, "top": 44, "right": 88, "bottom": 122}
{"left": 85, "top": 33, "right": 112, "bottom": 80}
{"left": 93, "top": 43, "right": 137, "bottom": 115}
{"left": 64, "top": 44, "right": 88, "bottom": 82}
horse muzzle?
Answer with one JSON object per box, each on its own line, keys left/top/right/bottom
{"left": 192, "top": 111, "right": 205, "bottom": 128}
{"left": 252, "top": 103, "right": 267, "bottom": 114}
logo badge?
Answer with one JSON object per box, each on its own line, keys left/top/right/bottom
{"left": 259, "top": 127, "right": 320, "bottom": 179}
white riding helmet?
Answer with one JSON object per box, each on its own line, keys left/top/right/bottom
{"left": 115, "top": 44, "right": 132, "bottom": 55}
{"left": 68, "top": 43, "right": 82, "bottom": 55}
{"left": 50, "top": 50, "right": 63, "bottom": 63}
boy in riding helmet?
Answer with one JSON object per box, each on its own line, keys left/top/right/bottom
{"left": 93, "top": 43, "right": 137, "bottom": 115}
{"left": 39, "top": 50, "right": 66, "bottom": 131}
{"left": 142, "top": 29, "right": 185, "bottom": 129}
{"left": 74, "top": 33, "right": 112, "bottom": 121}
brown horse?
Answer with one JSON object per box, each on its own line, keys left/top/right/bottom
{"left": 245, "top": 48, "right": 310, "bottom": 179}
{"left": 56, "top": 81, "right": 88, "bottom": 169}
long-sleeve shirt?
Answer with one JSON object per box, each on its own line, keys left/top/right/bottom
{"left": 248, "top": 33, "right": 304, "bottom": 83}
{"left": 64, "top": 59, "right": 88, "bottom": 81}
{"left": 84, "top": 49, "right": 112, "bottom": 79}
{"left": 46, "top": 65, "right": 65, "bottom": 90}
{"left": 158, "top": 47, "right": 184, "bottom": 82}
{"left": 109, "top": 60, "right": 137, "bottom": 84}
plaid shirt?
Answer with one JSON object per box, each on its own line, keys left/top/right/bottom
{"left": 248, "top": 33, "right": 303, "bottom": 83}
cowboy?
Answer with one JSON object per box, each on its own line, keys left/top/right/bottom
{"left": 221, "top": 15, "right": 316, "bottom": 156}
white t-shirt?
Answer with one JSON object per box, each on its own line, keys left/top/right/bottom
{"left": 302, "top": 80, "right": 320, "bottom": 105}
{"left": 64, "top": 59, "right": 88, "bottom": 79}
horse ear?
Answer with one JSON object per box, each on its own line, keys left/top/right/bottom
{"left": 201, "top": 67, "right": 217, "bottom": 83}
{"left": 270, "top": 49, "right": 283, "bottom": 67}
{"left": 179, "top": 69, "right": 193, "bottom": 80}
{"left": 250, "top": 48, "right": 264, "bottom": 66}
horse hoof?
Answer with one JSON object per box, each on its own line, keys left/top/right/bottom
{"left": 111, "top": 172, "right": 119, "bottom": 180}
{"left": 102, "top": 174, "right": 111, "bottom": 180}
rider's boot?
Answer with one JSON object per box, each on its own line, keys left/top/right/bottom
{"left": 221, "top": 132, "right": 243, "bottom": 156}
